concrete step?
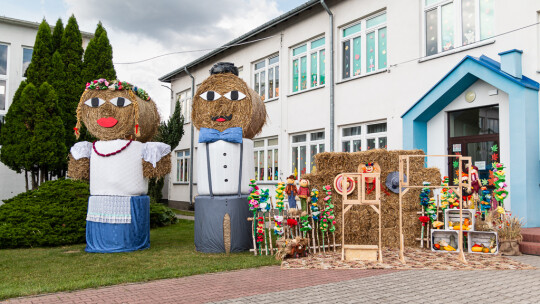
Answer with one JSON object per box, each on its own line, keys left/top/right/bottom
{"left": 519, "top": 241, "right": 540, "bottom": 256}
{"left": 522, "top": 227, "right": 540, "bottom": 243}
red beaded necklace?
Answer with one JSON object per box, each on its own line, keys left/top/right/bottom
{"left": 93, "top": 140, "right": 133, "bottom": 157}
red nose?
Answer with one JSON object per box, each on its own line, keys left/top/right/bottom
{"left": 97, "top": 117, "right": 118, "bottom": 128}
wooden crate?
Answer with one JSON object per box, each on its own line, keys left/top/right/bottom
{"left": 444, "top": 209, "right": 475, "bottom": 231}
{"left": 344, "top": 245, "right": 378, "bottom": 261}
{"left": 431, "top": 230, "right": 460, "bottom": 252}
{"left": 468, "top": 231, "right": 498, "bottom": 254}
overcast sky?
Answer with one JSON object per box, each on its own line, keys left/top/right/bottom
{"left": 1, "top": 0, "right": 308, "bottom": 118}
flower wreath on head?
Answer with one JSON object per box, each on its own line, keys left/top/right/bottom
{"left": 75, "top": 79, "right": 152, "bottom": 138}
{"left": 85, "top": 79, "right": 151, "bottom": 101}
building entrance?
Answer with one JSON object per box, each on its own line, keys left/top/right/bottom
{"left": 447, "top": 105, "right": 499, "bottom": 185}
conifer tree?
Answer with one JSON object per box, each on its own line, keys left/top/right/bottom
{"left": 25, "top": 20, "right": 52, "bottom": 88}
{"left": 82, "top": 22, "right": 116, "bottom": 84}
{"left": 51, "top": 18, "right": 64, "bottom": 53}
{"left": 59, "top": 15, "right": 84, "bottom": 143}
{"left": 149, "top": 100, "right": 185, "bottom": 203}
{"left": 30, "top": 83, "right": 66, "bottom": 183}
{"left": 0, "top": 81, "right": 31, "bottom": 177}
{"left": 48, "top": 50, "right": 74, "bottom": 151}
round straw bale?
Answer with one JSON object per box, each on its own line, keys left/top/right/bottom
{"left": 77, "top": 89, "right": 159, "bottom": 142}
{"left": 192, "top": 73, "right": 267, "bottom": 139}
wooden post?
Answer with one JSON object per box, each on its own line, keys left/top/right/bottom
{"left": 249, "top": 216, "right": 257, "bottom": 256}
{"left": 309, "top": 202, "right": 317, "bottom": 253}
{"left": 398, "top": 156, "right": 406, "bottom": 264}
{"left": 268, "top": 210, "right": 273, "bottom": 254}
{"left": 341, "top": 176, "right": 346, "bottom": 260}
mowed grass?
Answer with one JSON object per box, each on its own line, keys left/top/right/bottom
{"left": 0, "top": 220, "right": 279, "bottom": 300}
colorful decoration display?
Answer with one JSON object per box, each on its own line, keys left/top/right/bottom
{"left": 492, "top": 163, "right": 508, "bottom": 206}
{"left": 275, "top": 181, "right": 286, "bottom": 213}
{"left": 274, "top": 215, "right": 284, "bottom": 236}
{"left": 299, "top": 214, "right": 312, "bottom": 237}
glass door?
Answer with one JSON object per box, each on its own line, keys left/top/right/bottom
{"left": 447, "top": 105, "right": 499, "bottom": 185}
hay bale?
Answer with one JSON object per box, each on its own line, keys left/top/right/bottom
{"left": 142, "top": 153, "right": 172, "bottom": 179}
{"left": 305, "top": 149, "right": 440, "bottom": 248}
{"left": 191, "top": 73, "right": 266, "bottom": 139}
{"left": 224, "top": 213, "right": 231, "bottom": 253}
{"left": 76, "top": 88, "right": 160, "bottom": 142}
{"left": 67, "top": 154, "right": 89, "bottom": 181}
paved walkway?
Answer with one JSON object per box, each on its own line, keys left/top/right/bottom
{"left": 175, "top": 214, "right": 194, "bottom": 220}
{"left": 6, "top": 255, "right": 540, "bottom": 304}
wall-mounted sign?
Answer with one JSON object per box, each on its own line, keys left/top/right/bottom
{"left": 475, "top": 161, "right": 486, "bottom": 170}
{"left": 452, "top": 144, "right": 461, "bottom": 153}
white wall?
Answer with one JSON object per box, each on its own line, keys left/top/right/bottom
{"left": 167, "top": 0, "right": 540, "bottom": 204}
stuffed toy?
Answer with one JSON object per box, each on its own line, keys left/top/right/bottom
{"left": 297, "top": 178, "right": 311, "bottom": 211}
{"left": 192, "top": 62, "right": 266, "bottom": 253}
{"left": 68, "top": 79, "right": 171, "bottom": 253}
{"left": 284, "top": 175, "right": 298, "bottom": 209}
{"left": 358, "top": 162, "right": 381, "bottom": 194}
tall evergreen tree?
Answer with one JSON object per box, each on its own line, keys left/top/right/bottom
{"left": 81, "top": 22, "right": 116, "bottom": 84}
{"left": 0, "top": 81, "right": 31, "bottom": 175}
{"left": 25, "top": 20, "right": 52, "bottom": 88}
{"left": 59, "top": 15, "right": 83, "bottom": 71}
{"left": 30, "top": 83, "right": 66, "bottom": 184}
{"left": 51, "top": 18, "right": 64, "bottom": 53}
{"left": 48, "top": 51, "right": 74, "bottom": 152}
{"left": 149, "top": 100, "right": 185, "bottom": 204}
{"left": 58, "top": 15, "right": 84, "bottom": 144}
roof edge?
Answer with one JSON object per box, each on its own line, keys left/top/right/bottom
{"left": 158, "top": 0, "right": 321, "bottom": 83}
{"left": 0, "top": 16, "right": 94, "bottom": 39}
{"left": 401, "top": 54, "right": 539, "bottom": 118}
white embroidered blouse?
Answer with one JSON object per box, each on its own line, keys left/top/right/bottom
{"left": 71, "top": 140, "right": 170, "bottom": 196}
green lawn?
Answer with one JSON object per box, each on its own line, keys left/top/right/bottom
{"left": 0, "top": 220, "right": 279, "bottom": 300}
{"left": 171, "top": 208, "right": 195, "bottom": 216}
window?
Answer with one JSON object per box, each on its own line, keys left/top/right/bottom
{"left": 341, "top": 121, "right": 387, "bottom": 152}
{"left": 22, "top": 47, "right": 32, "bottom": 76}
{"left": 253, "top": 55, "right": 279, "bottom": 101}
{"left": 291, "top": 37, "right": 325, "bottom": 93}
{"left": 176, "top": 89, "right": 192, "bottom": 123}
{"left": 291, "top": 131, "right": 325, "bottom": 178}
{"left": 424, "top": 0, "right": 494, "bottom": 56}
{"left": 175, "top": 150, "right": 190, "bottom": 183}
{"left": 341, "top": 12, "right": 387, "bottom": 80}
{"left": 0, "top": 43, "right": 7, "bottom": 111}
{"left": 253, "top": 137, "right": 279, "bottom": 181}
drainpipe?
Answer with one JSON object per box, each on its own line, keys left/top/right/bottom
{"left": 321, "top": 0, "right": 335, "bottom": 151}
{"left": 184, "top": 67, "right": 195, "bottom": 205}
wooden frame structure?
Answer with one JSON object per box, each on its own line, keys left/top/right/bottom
{"left": 398, "top": 154, "right": 471, "bottom": 264}
{"left": 340, "top": 172, "right": 382, "bottom": 262}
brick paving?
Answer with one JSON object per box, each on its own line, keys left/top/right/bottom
{"left": 215, "top": 255, "right": 540, "bottom": 304}
{"left": 6, "top": 255, "right": 540, "bottom": 304}
{"left": 4, "top": 267, "right": 397, "bottom": 304}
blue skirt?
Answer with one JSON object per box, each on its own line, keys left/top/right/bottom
{"left": 85, "top": 195, "right": 150, "bottom": 253}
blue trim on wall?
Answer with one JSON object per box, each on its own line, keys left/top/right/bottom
{"left": 402, "top": 53, "right": 540, "bottom": 227}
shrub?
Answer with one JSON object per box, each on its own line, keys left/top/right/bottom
{"left": 150, "top": 203, "right": 179, "bottom": 228}
{"left": 0, "top": 179, "right": 179, "bottom": 249}
{"left": 0, "top": 179, "right": 88, "bottom": 249}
